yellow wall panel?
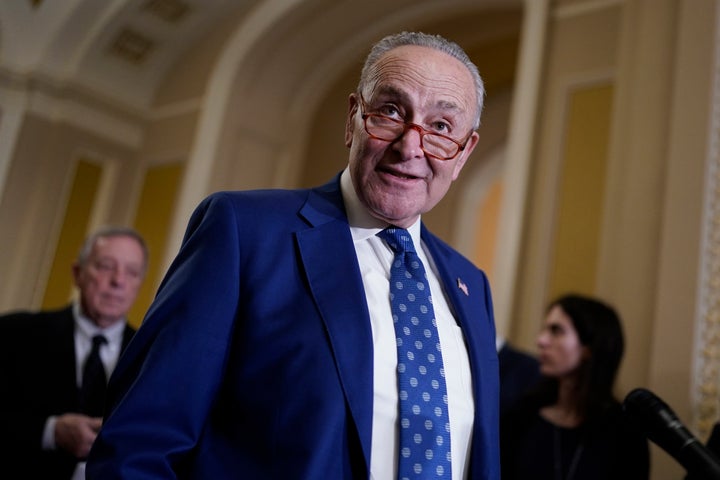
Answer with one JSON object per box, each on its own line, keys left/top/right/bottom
{"left": 42, "top": 160, "right": 101, "bottom": 308}
{"left": 129, "top": 162, "right": 184, "bottom": 328}
{"left": 549, "top": 84, "right": 613, "bottom": 299}
{"left": 474, "top": 179, "right": 503, "bottom": 288}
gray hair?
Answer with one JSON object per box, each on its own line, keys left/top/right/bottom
{"left": 77, "top": 226, "right": 149, "bottom": 272}
{"left": 358, "top": 31, "right": 485, "bottom": 130}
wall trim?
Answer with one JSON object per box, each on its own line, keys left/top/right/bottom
{"left": 693, "top": 0, "right": 720, "bottom": 439}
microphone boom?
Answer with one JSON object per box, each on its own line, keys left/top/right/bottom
{"left": 623, "top": 388, "right": 720, "bottom": 480}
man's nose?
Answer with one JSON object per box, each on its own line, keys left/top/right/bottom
{"left": 393, "top": 124, "right": 425, "bottom": 159}
{"left": 110, "top": 269, "right": 127, "bottom": 286}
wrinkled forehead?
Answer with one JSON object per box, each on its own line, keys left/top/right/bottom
{"left": 91, "top": 235, "right": 146, "bottom": 263}
{"left": 363, "top": 45, "right": 477, "bottom": 115}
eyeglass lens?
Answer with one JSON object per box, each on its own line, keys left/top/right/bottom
{"left": 365, "top": 115, "right": 459, "bottom": 159}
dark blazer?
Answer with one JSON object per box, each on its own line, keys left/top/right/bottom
{"left": 708, "top": 423, "right": 720, "bottom": 460}
{"left": 498, "top": 342, "right": 541, "bottom": 417}
{"left": 87, "top": 175, "right": 500, "bottom": 479}
{"left": 0, "top": 305, "right": 135, "bottom": 479}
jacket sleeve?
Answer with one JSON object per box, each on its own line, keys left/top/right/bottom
{"left": 87, "top": 193, "right": 243, "bottom": 479}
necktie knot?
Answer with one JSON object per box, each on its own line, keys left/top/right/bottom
{"left": 92, "top": 334, "right": 108, "bottom": 350}
{"left": 378, "top": 227, "right": 416, "bottom": 254}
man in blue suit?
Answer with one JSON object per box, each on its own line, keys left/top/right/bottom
{"left": 88, "top": 31, "right": 499, "bottom": 479}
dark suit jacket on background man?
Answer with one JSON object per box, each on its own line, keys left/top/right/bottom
{"left": 0, "top": 226, "right": 147, "bottom": 479}
{"left": 0, "top": 306, "right": 135, "bottom": 478}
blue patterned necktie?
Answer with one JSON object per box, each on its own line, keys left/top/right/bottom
{"left": 378, "top": 227, "right": 452, "bottom": 479}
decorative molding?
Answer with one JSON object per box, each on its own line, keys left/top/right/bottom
{"left": 0, "top": 68, "right": 146, "bottom": 148}
{"left": 108, "top": 28, "right": 155, "bottom": 65}
{"left": 553, "top": 0, "right": 623, "bottom": 20}
{"left": 30, "top": 90, "right": 145, "bottom": 148}
{"left": 143, "top": 0, "right": 191, "bottom": 23}
{"left": 149, "top": 97, "right": 203, "bottom": 120}
{"left": 693, "top": 0, "right": 720, "bottom": 440}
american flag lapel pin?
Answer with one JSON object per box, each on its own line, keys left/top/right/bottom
{"left": 457, "top": 278, "right": 469, "bottom": 296}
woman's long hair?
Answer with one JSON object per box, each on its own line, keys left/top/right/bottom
{"left": 523, "top": 293, "right": 625, "bottom": 423}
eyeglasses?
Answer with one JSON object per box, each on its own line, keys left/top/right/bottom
{"left": 358, "top": 95, "right": 472, "bottom": 161}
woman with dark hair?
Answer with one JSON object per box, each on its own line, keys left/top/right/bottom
{"left": 500, "top": 294, "right": 650, "bottom": 479}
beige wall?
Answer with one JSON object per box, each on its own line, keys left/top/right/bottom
{"left": 510, "top": 2, "right": 717, "bottom": 478}
{"left": 0, "top": 113, "right": 141, "bottom": 309}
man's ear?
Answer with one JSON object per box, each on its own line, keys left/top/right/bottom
{"left": 345, "top": 94, "right": 359, "bottom": 148}
{"left": 71, "top": 262, "right": 82, "bottom": 288}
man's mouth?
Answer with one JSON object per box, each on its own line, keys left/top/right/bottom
{"left": 380, "top": 167, "right": 420, "bottom": 181}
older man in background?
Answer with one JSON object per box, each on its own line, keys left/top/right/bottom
{"left": 0, "top": 226, "right": 148, "bottom": 479}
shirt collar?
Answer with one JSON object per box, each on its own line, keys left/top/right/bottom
{"left": 73, "top": 300, "right": 126, "bottom": 344}
{"left": 340, "top": 167, "right": 422, "bottom": 245}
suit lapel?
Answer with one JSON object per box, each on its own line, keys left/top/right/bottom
{"left": 295, "top": 179, "right": 496, "bottom": 473}
{"left": 421, "top": 226, "right": 493, "bottom": 398}
{"left": 422, "top": 228, "right": 499, "bottom": 474}
{"left": 420, "top": 227, "right": 481, "bottom": 349}
{"left": 51, "top": 307, "right": 82, "bottom": 408}
{"left": 121, "top": 325, "right": 136, "bottom": 351}
{"left": 296, "top": 179, "right": 374, "bottom": 468}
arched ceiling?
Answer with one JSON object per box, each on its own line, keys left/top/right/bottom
{"left": 0, "top": 0, "right": 258, "bottom": 110}
{"left": 0, "top": 0, "right": 522, "bottom": 113}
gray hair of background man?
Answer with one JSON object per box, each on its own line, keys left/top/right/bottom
{"left": 76, "top": 226, "right": 149, "bottom": 273}
{"left": 357, "top": 31, "right": 486, "bottom": 130}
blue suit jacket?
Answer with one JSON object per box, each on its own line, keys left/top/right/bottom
{"left": 87, "top": 175, "right": 500, "bottom": 479}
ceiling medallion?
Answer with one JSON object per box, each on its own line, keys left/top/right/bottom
{"left": 109, "top": 28, "right": 155, "bottom": 65}
{"left": 142, "top": 0, "right": 191, "bottom": 23}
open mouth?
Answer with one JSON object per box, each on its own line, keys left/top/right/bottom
{"left": 380, "top": 167, "right": 420, "bottom": 181}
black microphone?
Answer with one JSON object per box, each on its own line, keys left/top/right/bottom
{"left": 623, "top": 387, "right": 720, "bottom": 479}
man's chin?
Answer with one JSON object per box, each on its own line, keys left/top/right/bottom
{"left": 95, "top": 308, "right": 128, "bottom": 324}
{"left": 371, "top": 206, "right": 422, "bottom": 228}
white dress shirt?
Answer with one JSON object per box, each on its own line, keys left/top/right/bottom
{"left": 340, "top": 168, "right": 475, "bottom": 479}
{"left": 41, "top": 301, "right": 127, "bottom": 480}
